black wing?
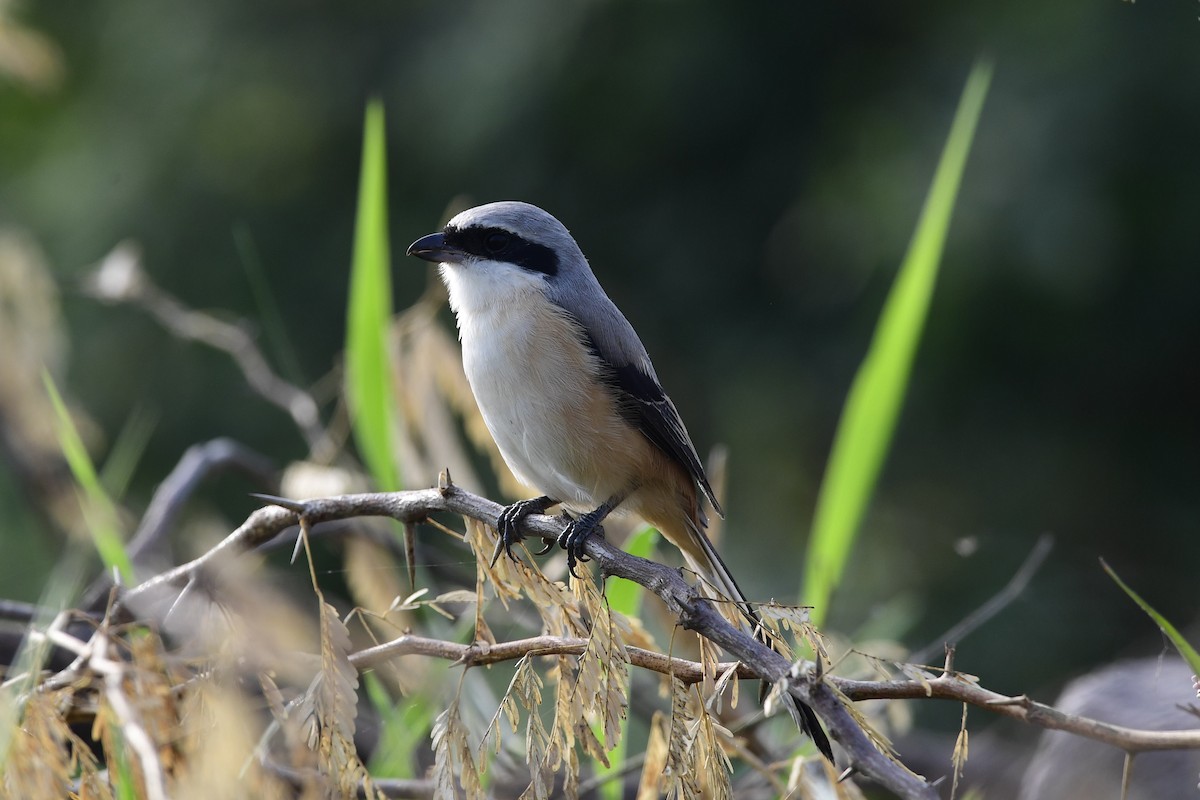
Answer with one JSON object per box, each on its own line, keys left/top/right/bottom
{"left": 581, "top": 329, "right": 723, "bottom": 518}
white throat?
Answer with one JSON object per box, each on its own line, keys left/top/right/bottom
{"left": 439, "top": 259, "right": 549, "bottom": 322}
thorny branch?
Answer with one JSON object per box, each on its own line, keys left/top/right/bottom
{"left": 834, "top": 672, "right": 1200, "bottom": 754}
{"left": 349, "top": 638, "right": 1200, "bottom": 755}
{"left": 83, "top": 242, "right": 329, "bottom": 453}
{"left": 350, "top": 631, "right": 759, "bottom": 681}
{"left": 112, "top": 482, "right": 1200, "bottom": 799}
{"left": 80, "top": 437, "right": 278, "bottom": 611}
{"left": 907, "top": 533, "right": 1054, "bottom": 665}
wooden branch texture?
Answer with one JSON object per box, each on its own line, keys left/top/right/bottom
{"left": 118, "top": 482, "right": 1200, "bottom": 799}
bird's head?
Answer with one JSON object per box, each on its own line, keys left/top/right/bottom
{"left": 406, "top": 201, "right": 588, "bottom": 281}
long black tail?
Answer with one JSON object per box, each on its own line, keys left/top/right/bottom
{"left": 679, "top": 516, "right": 834, "bottom": 761}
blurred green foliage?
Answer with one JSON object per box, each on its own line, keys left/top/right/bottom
{"left": 42, "top": 369, "right": 133, "bottom": 583}
{"left": 1102, "top": 560, "right": 1200, "bottom": 677}
{"left": 805, "top": 61, "right": 990, "bottom": 627}
{"left": 2, "top": 0, "right": 1197, "bottom": 739}
{"left": 345, "top": 99, "right": 400, "bottom": 492}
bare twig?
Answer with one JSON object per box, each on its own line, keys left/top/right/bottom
{"left": 371, "top": 778, "right": 437, "bottom": 799}
{"left": 119, "top": 483, "right": 937, "bottom": 799}
{"left": 125, "top": 439, "right": 278, "bottom": 563}
{"left": 113, "top": 484, "right": 1200, "bottom": 798}
{"left": 80, "top": 438, "right": 278, "bottom": 611}
{"left": 83, "top": 242, "right": 328, "bottom": 453}
{"left": 350, "top": 631, "right": 758, "bottom": 683}
{"left": 908, "top": 533, "right": 1055, "bottom": 665}
{"left": 348, "top": 634, "right": 1200, "bottom": 754}
{"left": 116, "top": 489, "right": 442, "bottom": 618}
{"left": 0, "top": 599, "right": 44, "bottom": 624}
{"left": 834, "top": 675, "right": 1200, "bottom": 753}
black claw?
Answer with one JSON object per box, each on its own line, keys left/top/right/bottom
{"left": 493, "top": 508, "right": 522, "bottom": 566}
{"left": 557, "top": 513, "right": 604, "bottom": 578}
{"left": 558, "top": 524, "right": 580, "bottom": 578}
{"left": 533, "top": 537, "right": 556, "bottom": 556}
{"left": 492, "top": 496, "right": 557, "bottom": 567}
{"left": 550, "top": 501, "right": 617, "bottom": 578}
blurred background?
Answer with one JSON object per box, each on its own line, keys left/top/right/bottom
{"left": 1, "top": 0, "right": 1197, "bottom": 778}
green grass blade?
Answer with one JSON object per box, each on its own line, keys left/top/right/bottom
{"left": 345, "top": 99, "right": 401, "bottom": 492}
{"left": 234, "top": 223, "right": 305, "bottom": 385}
{"left": 42, "top": 370, "right": 135, "bottom": 584}
{"left": 604, "top": 525, "right": 659, "bottom": 617}
{"left": 111, "top": 730, "right": 138, "bottom": 800}
{"left": 1101, "top": 560, "right": 1200, "bottom": 675}
{"left": 802, "top": 60, "right": 993, "bottom": 626}
{"left": 596, "top": 525, "right": 659, "bottom": 800}
{"left": 99, "top": 404, "right": 158, "bottom": 500}
{"left": 363, "top": 672, "right": 432, "bottom": 778}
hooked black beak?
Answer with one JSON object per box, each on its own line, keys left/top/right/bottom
{"left": 406, "top": 232, "right": 460, "bottom": 263}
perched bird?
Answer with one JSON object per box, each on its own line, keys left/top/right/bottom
{"left": 407, "top": 201, "right": 831, "bottom": 759}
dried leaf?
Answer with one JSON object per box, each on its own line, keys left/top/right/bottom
{"left": 5, "top": 690, "right": 75, "bottom": 799}
{"left": 550, "top": 655, "right": 582, "bottom": 763}
{"left": 559, "top": 741, "right": 580, "bottom": 800}
{"left": 291, "top": 599, "right": 370, "bottom": 798}
{"left": 697, "top": 636, "right": 718, "bottom": 712}
{"left": 898, "top": 661, "right": 937, "bottom": 697}
{"left": 175, "top": 678, "right": 287, "bottom": 800}
{"left": 694, "top": 696, "right": 733, "bottom": 800}
{"left": 432, "top": 700, "right": 483, "bottom": 800}
{"left": 521, "top": 669, "right": 555, "bottom": 799}
{"left": 787, "top": 755, "right": 865, "bottom": 799}
{"left": 126, "top": 629, "right": 180, "bottom": 772}
{"left": 950, "top": 703, "right": 969, "bottom": 799}
{"left": 664, "top": 678, "right": 701, "bottom": 800}
{"left": 481, "top": 654, "right": 536, "bottom": 758}
{"left": 431, "top": 705, "right": 462, "bottom": 799}
{"left": 711, "top": 661, "right": 740, "bottom": 714}
{"left": 636, "top": 710, "right": 670, "bottom": 800}
{"left": 465, "top": 518, "right": 524, "bottom": 607}
{"left": 572, "top": 573, "right": 630, "bottom": 755}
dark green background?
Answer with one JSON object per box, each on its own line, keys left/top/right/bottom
{"left": 2, "top": 0, "right": 1196, "bottom": 739}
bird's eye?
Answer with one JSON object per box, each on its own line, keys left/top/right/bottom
{"left": 484, "top": 232, "right": 510, "bottom": 254}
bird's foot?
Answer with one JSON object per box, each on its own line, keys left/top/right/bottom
{"left": 557, "top": 508, "right": 608, "bottom": 578}
{"left": 491, "top": 496, "right": 559, "bottom": 567}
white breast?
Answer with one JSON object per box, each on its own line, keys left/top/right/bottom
{"left": 441, "top": 261, "right": 638, "bottom": 508}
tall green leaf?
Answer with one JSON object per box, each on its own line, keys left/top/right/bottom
{"left": 363, "top": 672, "right": 432, "bottom": 779}
{"left": 345, "top": 99, "right": 401, "bottom": 492}
{"left": 603, "top": 525, "right": 659, "bottom": 619}
{"left": 1101, "top": 560, "right": 1200, "bottom": 675}
{"left": 596, "top": 525, "right": 658, "bottom": 800}
{"left": 803, "top": 61, "right": 993, "bottom": 626}
{"left": 99, "top": 405, "right": 158, "bottom": 500}
{"left": 234, "top": 223, "right": 305, "bottom": 385}
{"left": 43, "top": 370, "right": 134, "bottom": 583}
{"left": 6, "top": 373, "right": 132, "bottom": 768}
{"left": 111, "top": 730, "right": 138, "bottom": 800}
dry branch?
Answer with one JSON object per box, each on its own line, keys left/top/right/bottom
{"left": 121, "top": 483, "right": 934, "bottom": 798}
{"left": 834, "top": 674, "right": 1200, "bottom": 753}
{"left": 113, "top": 482, "right": 1200, "bottom": 799}
{"left": 84, "top": 242, "right": 327, "bottom": 452}
{"left": 349, "top": 632, "right": 758, "bottom": 683}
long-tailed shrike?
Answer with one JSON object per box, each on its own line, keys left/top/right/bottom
{"left": 407, "top": 201, "right": 830, "bottom": 759}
